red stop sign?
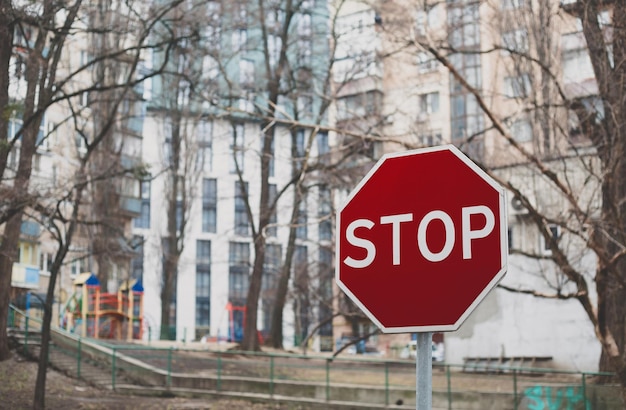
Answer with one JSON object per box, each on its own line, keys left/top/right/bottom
{"left": 336, "top": 145, "right": 508, "bottom": 333}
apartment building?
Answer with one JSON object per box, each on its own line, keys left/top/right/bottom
{"left": 331, "top": 0, "right": 605, "bottom": 370}
{"left": 6, "top": 0, "right": 610, "bottom": 370}
{"left": 133, "top": 0, "right": 335, "bottom": 348}
{"left": 7, "top": 1, "right": 149, "bottom": 326}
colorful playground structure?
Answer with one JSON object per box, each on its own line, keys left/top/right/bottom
{"left": 61, "top": 272, "right": 144, "bottom": 340}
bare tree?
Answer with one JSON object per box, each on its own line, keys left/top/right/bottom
{"left": 0, "top": 0, "right": 80, "bottom": 363}
{"left": 392, "top": 0, "right": 626, "bottom": 400}
{"left": 0, "top": 1, "right": 179, "bottom": 408}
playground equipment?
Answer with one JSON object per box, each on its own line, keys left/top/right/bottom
{"left": 225, "top": 302, "right": 246, "bottom": 342}
{"left": 224, "top": 302, "right": 264, "bottom": 343}
{"left": 62, "top": 272, "right": 144, "bottom": 340}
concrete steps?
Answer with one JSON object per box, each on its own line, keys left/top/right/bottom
{"left": 9, "top": 328, "right": 132, "bottom": 390}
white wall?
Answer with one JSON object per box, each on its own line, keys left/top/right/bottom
{"left": 446, "top": 253, "right": 601, "bottom": 371}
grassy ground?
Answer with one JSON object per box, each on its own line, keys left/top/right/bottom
{"left": 0, "top": 349, "right": 298, "bottom": 410}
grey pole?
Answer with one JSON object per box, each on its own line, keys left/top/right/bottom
{"left": 416, "top": 332, "right": 432, "bottom": 410}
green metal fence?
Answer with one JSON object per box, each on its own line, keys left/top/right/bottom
{"left": 8, "top": 305, "right": 624, "bottom": 409}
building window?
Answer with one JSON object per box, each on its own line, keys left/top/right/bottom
{"left": 130, "top": 236, "right": 144, "bottom": 281}
{"left": 163, "top": 120, "right": 173, "bottom": 165}
{"left": 511, "top": 119, "right": 532, "bottom": 143}
{"left": 419, "top": 133, "right": 442, "bottom": 147}
{"left": 196, "top": 240, "right": 211, "bottom": 329}
{"left": 262, "top": 244, "right": 281, "bottom": 292}
{"left": 336, "top": 91, "right": 382, "bottom": 121}
{"left": 268, "top": 34, "right": 282, "bottom": 70}
{"left": 134, "top": 180, "right": 151, "bottom": 229}
{"left": 202, "top": 178, "right": 217, "bottom": 233}
{"left": 295, "top": 129, "right": 306, "bottom": 169}
{"left": 542, "top": 224, "right": 560, "bottom": 253}
{"left": 232, "top": 28, "right": 248, "bottom": 53}
{"left": 71, "top": 256, "right": 88, "bottom": 277}
{"left": 504, "top": 74, "right": 531, "bottom": 98}
{"left": 501, "top": 29, "right": 529, "bottom": 55}
{"left": 417, "top": 51, "right": 438, "bottom": 74}
{"left": 230, "top": 123, "right": 245, "bottom": 173}
{"left": 419, "top": 92, "right": 440, "bottom": 114}
{"left": 177, "top": 80, "right": 191, "bottom": 107}
{"left": 448, "top": 4, "right": 480, "bottom": 48}
{"left": 298, "top": 13, "right": 312, "bottom": 37}
{"left": 501, "top": 0, "right": 525, "bottom": 10}
{"left": 297, "top": 38, "right": 312, "bottom": 68}
{"left": 229, "top": 242, "right": 250, "bottom": 304}
{"left": 293, "top": 245, "right": 309, "bottom": 343}
{"left": 447, "top": 3, "right": 484, "bottom": 159}
{"left": 562, "top": 48, "right": 595, "bottom": 84}
{"left": 415, "top": 6, "right": 441, "bottom": 37}
{"left": 267, "top": 184, "right": 278, "bottom": 237}
{"left": 261, "top": 244, "right": 282, "bottom": 332}
{"left": 234, "top": 181, "right": 250, "bottom": 236}
{"left": 318, "top": 247, "right": 333, "bottom": 341}
{"left": 268, "top": 134, "right": 275, "bottom": 178}
{"left": 7, "top": 115, "right": 22, "bottom": 141}
{"left": 197, "top": 121, "right": 213, "bottom": 173}
{"left": 205, "top": 25, "right": 221, "bottom": 50}
{"left": 318, "top": 185, "right": 332, "bottom": 241}
{"left": 317, "top": 132, "right": 329, "bottom": 164}
{"left": 236, "top": 2, "right": 247, "bottom": 25}
{"left": 266, "top": 6, "right": 285, "bottom": 32}
{"left": 201, "top": 56, "right": 219, "bottom": 83}
{"left": 239, "top": 58, "right": 254, "bottom": 88}
{"left": 7, "top": 116, "right": 22, "bottom": 168}
{"left": 296, "top": 194, "right": 308, "bottom": 240}
{"left": 39, "top": 251, "right": 54, "bottom": 274}
{"left": 297, "top": 95, "right": 314, "bottom": 118}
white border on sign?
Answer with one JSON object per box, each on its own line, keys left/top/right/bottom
{"left": 335, "top": 144, "right": 509, "bottom": 333}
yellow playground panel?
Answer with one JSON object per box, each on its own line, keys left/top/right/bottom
{"left": 62, "top": 272, "right": 144, "bottom": 340}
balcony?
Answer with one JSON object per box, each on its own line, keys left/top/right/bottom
{"left": 120, "top": 195, "right": 142, "bottom": 217}
{"left": 561, "top": 0, "right": 615, "bottom": 14}
{"left": 11, "top": 263, "right": 40, "bottom": 289}
{"left": 20, "top": 220, "right": 40, "bottom": 238}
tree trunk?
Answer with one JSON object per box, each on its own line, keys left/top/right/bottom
{"left": 597, "top": 142, "right": 626, "bottom": 382}
{"left": 266, "top": 214, "right": 298, "bottom": 348}
{"left": 0, "top": 215, "right": 22, "bottom": 361}
{"left": 240, "top": 124, "right": 273, "bottom": 351}
{"left": 0, "top": 0, "right": 13, "bottom": 179}
{"left": 241, "top": 240, "right": 265, "bottom": 351}
{"left": 160, "top": 113, "right": 183, "bottom": 340}
{"left": 0, "top": 0, "right": 15, "bottom": 362}
{"left": 33, "top": 242, "right": 71, "bottom": 409}
{"left": 0, "top": 73, "right": 41, "bottom": 365}
{"left": 160, "top": 250, "right": 178, "bottom": 340}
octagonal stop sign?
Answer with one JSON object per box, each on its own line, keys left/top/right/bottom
{"left": 336, "top": 145, "right": 508, "bottom": 333}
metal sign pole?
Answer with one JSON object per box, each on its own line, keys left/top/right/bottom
{"left": 416, "top": 332, "right": 432, "bottom": 410}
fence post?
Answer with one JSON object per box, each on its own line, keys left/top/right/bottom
{"left": 325, "top": 358, "right": 331, "bottom": 402}
{"left": 446, "top": 364, "right": 452, "bottom": 410}
{"left": 270, "top": 355, "right": 275, "bottom": 397}
{"left": 24, "top": 316, "right": 29, "bottom": 356}
{"left": 167, "top": 347, "right": 173, "bottom": 388}
{"left": 77, "top": 338, "right": 82, "bottom": 378}
{"left": 581, "top": 373, "right": 587, "bottom": 409}
{"left": 111, "top": 348, "right": 117, "bottom": 390}
{"left": 217, "top": 352, "right": 222, "bottom": 391}
{"left": 513, "top": 369, "right": 518, "bottom": 410}
{"left": 385, "top": 361, "right": 389, "bottom": 406}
